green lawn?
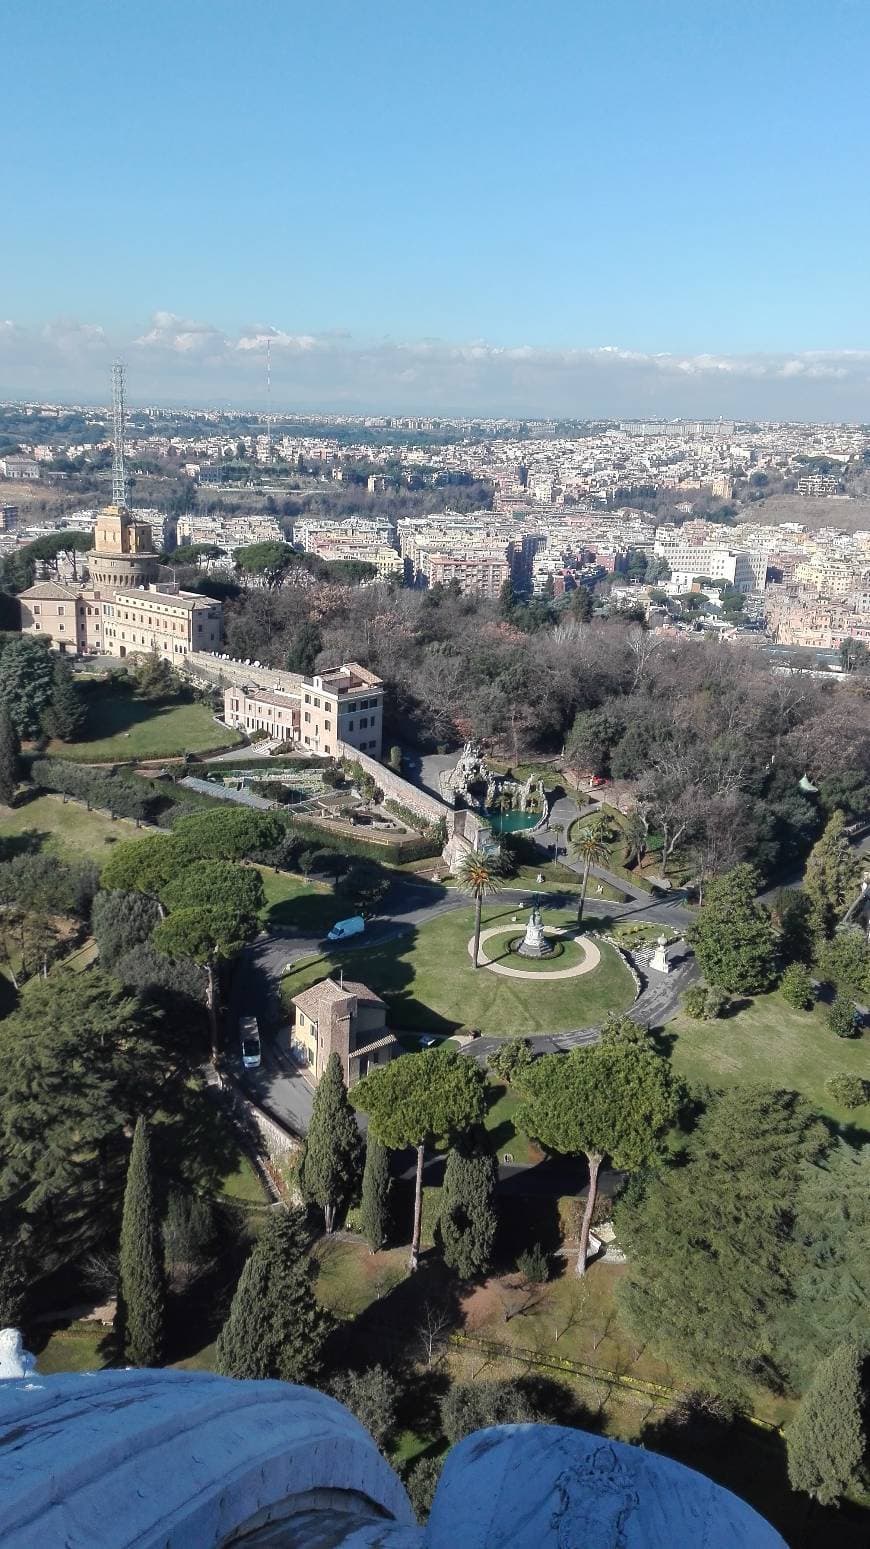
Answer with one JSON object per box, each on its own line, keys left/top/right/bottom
{"left": 47, "top": 695, "right": 242, "bottom": 763}
{"left": 256, "top": 866, "right": 339, "bottom": 934}
{"left": 281, "top": 902, "right": 636, "bottom": 1035}
{"left": 0, "top": 792, "right": 141, "bottom": 860}
{"left": 484, "top": 1082, "right": 534, "bottom": 1163}
{"left": 217, "top": 1151, "right": 271, "bottom": 1205}
{"left": 668, "top": 991, "right": 870, "bottom": 1139}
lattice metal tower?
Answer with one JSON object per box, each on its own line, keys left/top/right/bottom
{"left": 265, "top": 337, "right": 273, "bottom": 467}
{"left": 111, "top": 360, "right": 128, "bottom": 507}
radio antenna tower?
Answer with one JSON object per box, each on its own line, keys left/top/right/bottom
{"left": 111, "top": 360, "right": 128, "bottom": 507}
{"left": 265, "top": 337, "right": 273, "bottom": 467}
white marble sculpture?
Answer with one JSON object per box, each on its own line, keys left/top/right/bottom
{"left": 649, "top": 933, "right": 671, "bottom": 973}
{"left": 0, "top": 1327, "right": 36, "bottom": 1380}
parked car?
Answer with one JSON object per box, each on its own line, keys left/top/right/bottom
{"left": 239, "top": 1015, "right": 262, "bottom": 1069}
{"left": 326, "top": 915, "right": 365, "bottom": 942}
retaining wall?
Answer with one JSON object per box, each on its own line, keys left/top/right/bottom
{"left": 337, "top": 741, "right": 448, "bottom": 824}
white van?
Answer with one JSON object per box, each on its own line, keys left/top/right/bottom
{"left": 327, "top": 915, "right": 365, "bottom": 942}
{"left": 239, "top": 1016, "right": 262, "bottom": 1069}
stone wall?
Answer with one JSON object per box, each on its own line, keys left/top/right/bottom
{"left": 338, "top": 741, "right": 447, "bottom": 824}
{"left": 184, "top": 652, "right": 304, "bottom": 697}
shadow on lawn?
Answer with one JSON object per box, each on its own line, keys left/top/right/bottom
{"left": 79, "top": 691, "right": 189, "bottom": 742}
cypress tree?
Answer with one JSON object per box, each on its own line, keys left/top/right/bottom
{"left": 804, "top": 811, "right": 859, "bottom": 938}
{"left": 359, "top": 1132, "right": 392, "bottom": 1253}
{"left": 303, "top": 1052, "right": 363, "bottom": 1233}
{"left": 787, "top": 1343, "right": 867, "bottom": 1506}
{"left": 116, "top": 1116, "right": 166, "bottom": 1366}
{"left": 440, "top": 1141, "right": 498, "bottom": 1279}
{"left": 0, "top": 706, "right": 20, "bottom": 806}
{"left": 215, "top": 1206, "right": 331, "bottom": 1382}
{"left": 41, "top": 658, "right": 86, "bottom": 742}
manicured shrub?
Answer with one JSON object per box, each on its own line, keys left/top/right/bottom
{"left": 827, "top": 994, "right": 859, "bottom": 1039}
{"left": 779, "top": 962, "right": 815, "bottom": 1011}
{"left": 825, "top": 1074, "right": 868, "bottom": 1109}
{"left": 702, "top": 985, "right": 729, "bottom": 1020}
{"left": 517, "top": 1242, "right": 549, "bottom": 1284}
{"left": 682, "top": 985, "right": 709, "bottom": 1019}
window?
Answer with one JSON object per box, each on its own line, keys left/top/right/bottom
{"left": 359, "top": 717, "right": 368, "bottom": 729}
{"left": 58, "top": 624, "right": 65, "bottom": 633}
{"left": 57, "top": 606, "right": 65, "bottom": 616}
{"left": 313, "top": 697, "right": 321, "bottom": 708}
{"left": 348, "top": 719, "right": 354, "bottom": 731}
{"left": 33, "top": 605, "right": 40, "bottom": 616}
{"left": 303, "top": 710, "right": 310, "bottom": 723}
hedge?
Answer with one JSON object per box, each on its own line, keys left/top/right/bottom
{"left": 383, "top": 798, "right": 447, "bottom": 846}
{"left": 29, "top": 758, "right": 224, "bottom": 827}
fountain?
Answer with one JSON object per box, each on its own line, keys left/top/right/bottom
{"left": 515, "top": 901, "right": 555, "bottom": 958}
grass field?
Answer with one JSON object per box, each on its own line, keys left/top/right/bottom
{"left": 668, "top": 990, "right": 870, "bottom": 1139}
{"left": 256, "top": 867, "right": 339, "bottom": 934}
{"left": 47, "top": 695, "right": 242, "bottom": 763}
{"left": 0, "top": 792, "right": 140, "bottom": 860}
{"left": 281, "top": 902, "right": 636, "bottom": 1035}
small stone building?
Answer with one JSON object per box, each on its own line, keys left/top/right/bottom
{"left": 290, "top": 977, "right": 398, "bottom": 1084}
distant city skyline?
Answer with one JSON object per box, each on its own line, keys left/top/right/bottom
{"left": 4, "top": 0, "right": 870, "bottom": 418}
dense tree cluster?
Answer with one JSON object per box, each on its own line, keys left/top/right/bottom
{"left": 614, "top": 1087, "right": 867, "bottom": 1397}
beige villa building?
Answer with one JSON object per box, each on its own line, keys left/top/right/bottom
{"left": 18, "top": 503, "right": 223, "bottom": 659}
{"left": 223, "top": 661, "right": 384, "bottom": 758}
{"left": 290, "top": 977, "right": 398, "bottom": 1084}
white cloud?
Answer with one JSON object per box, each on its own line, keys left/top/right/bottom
{"left": 1, "top": 311, "right": 870, "bottom": 417}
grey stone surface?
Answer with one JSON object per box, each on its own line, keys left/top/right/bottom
{"left": 0, "top": 1370, "right": 414, "bottom": 1548}
{"left": 0, "top": 1368, "right": 787, "bottom": 1548}
{"left": 429, "top": 1425, "right": 787, "bottom": 1548}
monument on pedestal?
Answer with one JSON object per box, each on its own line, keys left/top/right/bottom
{"left": 649, "top": 934, "right": 671, "bottom": 974}
{"left": 516, "top": 902, "right": 554, "bottom": 959}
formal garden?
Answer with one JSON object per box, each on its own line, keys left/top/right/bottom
{"left": 280, "top": 901, "right": 637, "bottom": 1036}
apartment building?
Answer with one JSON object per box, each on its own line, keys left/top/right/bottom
{"left": 300, "top": 664, "right": 384, "bottom": 758}
{"left": 290, "top": 976, "right": 397, "bottom": 1084}
{"left": 797, "top": 474, "right": 841, "bottom": 497}
{"left": 19, "top": 580, "right": 223, "bottom": 658}
{"left": 0, "top": 457, "right": 40, "bottom": 479}
{"left": 223, "top": 684, "right": 300, "bottom": 742}
{"left": 101, "top": 587, "right": 223, "bottom": 658}
{"left": 306, "top": 535, "right": 403, "bottom": 578}
{"left": 0, "top": 505, "right": 18, "bottom": 531}
{"left": 655, "top": 541, "right": 768, "bottom": 593}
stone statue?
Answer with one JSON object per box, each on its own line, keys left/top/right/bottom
{"left": 649, "top": 934, "right": 671, "bottom": 974}
{"left": 517, "top": 902, "right": 554, "bottom": 959}
{"left": 0, "top": 1328, "right": 36, "bottom": 1380}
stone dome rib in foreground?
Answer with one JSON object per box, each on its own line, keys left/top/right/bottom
{"left": 0, "top": 1362, "right": 787, "bottom": 1547}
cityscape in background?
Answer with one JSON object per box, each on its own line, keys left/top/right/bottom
{"left": 5, "top": 395, "right": 870, "bottom": 660}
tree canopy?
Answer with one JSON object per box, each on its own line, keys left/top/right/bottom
{"left": 215, "top": 1207, "right": 331, "bottom": 1382}
{"left": 519, "top": 1043, "right": 679, "bottom": 1273}
{"left": 690, "top": 864, "right": 776, "bottom": 994}
{"left": 617, "top": 1086, "right": 828, "bottom": 1391}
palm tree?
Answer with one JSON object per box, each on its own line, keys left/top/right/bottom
{"left": 457, "top": 849, "right": 505, "bottom": 968}
{"left": 571, "top": 832, "right": 610, "bottom": 925}
{"left": 550, "top": 821, "right": 565, "bottom": 862}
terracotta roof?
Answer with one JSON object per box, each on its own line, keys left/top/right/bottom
{"left": 339, "top": 980, "right": 385, "bottom": 1006}
{"left": 291, "top": 976, "right": 384, "bottom": 1022}
{"left": 350, "top": 1033, "right": 398, "bottom": 1059}
{"left": 18, "top": 581, "right": 81, "bottom": 601}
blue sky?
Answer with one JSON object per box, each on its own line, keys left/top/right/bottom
{"left": 3, "top": 0, "right": 870, "bottom": 415}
